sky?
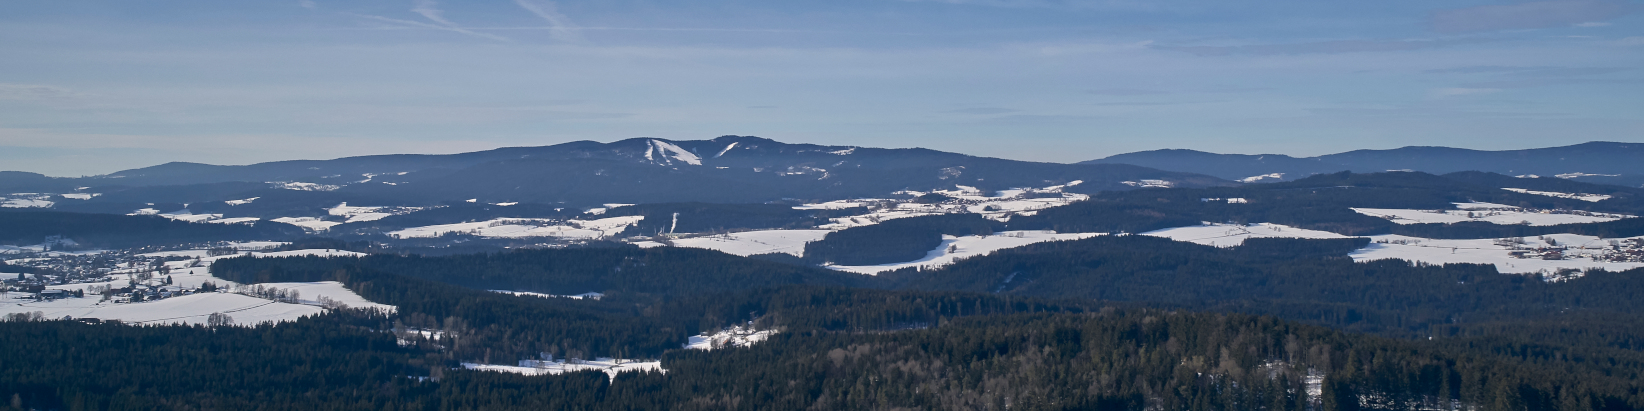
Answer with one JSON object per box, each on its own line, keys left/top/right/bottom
{"left": 1, "top": 0, "right": 1641, "bottom": 177}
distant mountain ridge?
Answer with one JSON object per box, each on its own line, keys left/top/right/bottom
{"left": 1084, "top": 141, "right": 1644, "bottom": 187}
{"left": 4, "top": 136, "right": 1230, "bottom": 213}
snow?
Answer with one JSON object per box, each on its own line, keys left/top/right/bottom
{"left": 463, "top": 358, "right": 663, "bottom": 380}
{"left": 828, "top": 147, "right": 857, "bottom": 155}
{"left": 327, "top": 203, "right": 392, "bottom": 223}
{"left": 386, "top": 216, "right": 642, "bottom": 240}
{"left": 1351, "top": 234, "right": 1644, "bottom": 277}
{"left": 714, "top": 142, "right": 738, "bottom": 158}
{"left": 1554, "top": 172, "right": 1618, "bottom": 179}
{"left": 1239, "top": 173, "right": 1284, "bottom": 183}
{"left": 1121, "top": 180, "right": 1173, "bottom": 188}
{"left": 630, "top": 241, "right": 666, "bottom": 248}
{"left": 490, "top": 290, "right": 604, "bottom": 300}
{"left": 492, "top": 202, "right": 518, "bottom": 206}
{"left": 0, "top": 292, "right": 325, "bottom": 326}
{"left": 271, "top": 217, "right": 342, "bottom": 232}
{"left": 274, "top": 182, "right": 340, "bottom": 191}
{"left": 825, "top": 230, "right": 1104, "bottom": 275}
{"left": 1502, "top": 187, "right": 1611, "bottom": 202}
{"left": 209, "top": 217, "right": 261, "bottom": 225}
{"left": 793, "top": 199, "right": 883, "bottom": 210}
{"left": 669, "top": 229, "right": 831, "bottom": 257}
{"left": 1452, "top": 202, "right": 1515, "bottom": 210}
{"left": 225, "top": 197, "right": 259, "bottom": 206}
{"left": 1351, "top": 206, "right": 1628, "bottom": 226}
{"left": 646, "top": 139, "right": 702, "bottom": 166}
{"left": 1, "top": 195, "right": 53, "bottom": 208}
{"left": 685, "top": 325, "right": 775, "bottom": 350}
{"left": 1142, "top": 223, "right": 1349, "bottom": 247}
{"left": 157, "top": 210, "right": 223, "bottom": 223}
{"left": 60, "top": 193, "right": 97, "bottom": 200}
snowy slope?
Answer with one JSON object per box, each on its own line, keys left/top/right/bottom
{"left": 1351, "top": 234, "right": 1644, "bottom": 277}
{"left": 1502, "top": 188, "right": 1611, "bottom": 202}
{"left": 825, "top": 230, "right": 1104, "bottom": 275}
{"left": 1142, "top": 223, "right": 1349, "bottom": 247}
{"left": 387, "top": 216, "right": 642, "bottom": 240}
{"left": 669, "top": 230, "right": 831, "bottom": 257}
{"left": 0, "top": 292, "right": 323, "bottom": 326}
{"left": 1351, "top": 206, "right": 1628, "bottom": 226}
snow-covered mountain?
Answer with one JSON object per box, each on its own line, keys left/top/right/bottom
{"left": 1084, "top": 141, "right": 1644, "bottom": 187}
{"left": 6, "top": 136, "right": 1230, "bottom": 215}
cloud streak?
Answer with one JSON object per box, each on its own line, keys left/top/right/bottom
{"left": 1430, "top": 0, "right": 1640, "bottom": 33}
{"left": 512, "top": 0, "right": 582, "bottom": 42}
{"left": 353, "top": 0, "right": 509, "bottom": 41}
{"left": 1157, "top": 38, "right": 1493, "bottom": 56}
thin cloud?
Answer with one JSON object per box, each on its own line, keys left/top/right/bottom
{"left": 298, "top": 0, "right": 316, "bottom": 9}
{"left": 945, "top": 107, "right": 1018, "bottom": 115}
{"left": 1086, "top": 88, "right": 1165, "bottom": 96}
{"left": 1430, "top": 0, "right": 1639, "bottom": 34}
{"left": 1431, "top": 87, "right": 1501, "bottom": 98}
{"left": 1424, "top": 66, "right": 1630, "bottom": 77}
{"left": 0, "top": 84, "right": 80, "bottom": 101}
{"left": 1157, "top": 38, "right": 1492, "bottom": 56}
{"left": 513, "top": 0, "right": 582, "bottom": 42}
{"left": 353, "top": 0, "right": 509, "bottom": 41}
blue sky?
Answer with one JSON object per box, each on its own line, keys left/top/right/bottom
{"left": 1, "top": 0, "right": 1640, "bottom": 176}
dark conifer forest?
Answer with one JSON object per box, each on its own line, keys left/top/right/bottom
{"left": 7, "top": 171, "right": 1644, "bottom": 410}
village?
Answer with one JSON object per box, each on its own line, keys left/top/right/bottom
{"left": 1496, "top": 236, "right": 1644, "bottom": 263}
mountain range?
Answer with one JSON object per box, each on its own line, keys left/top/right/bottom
{"left": 1083, "top": 141, "right": 1644, "bottom": 186}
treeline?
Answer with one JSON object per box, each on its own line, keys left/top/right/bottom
{"left": 0, "top": 209, "right": 304, "bottom": 248}
{"left": 802, "top": 213, "right": 1002, "bottom": 265}
{"left": 883, "top": 235, "right": 1644, "bottom": 339}
{"left": 4, "top": 308, "right": 1641, "bottom": 410}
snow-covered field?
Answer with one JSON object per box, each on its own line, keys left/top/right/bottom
{"left": 685, "top": 325, "right": 775, "bottom": 350}
{"left": 463, "top": 358, "right": 663, "bottom": 379}
{"left": 825, "top": 230, "right": 1104, "bottom": 275}
{"left": 0, "top": 291, "right": 328, "bottom": 326}
{"left": 1352, "top": 204, "right": 1628, "bottom": 226}
{"left": 670, "top": 229, "right": 831, "bottom": 257}
{"left": 387, "top": 216, "right": 642, "bottom": 240}
{"left": 1, "top": 194, "right": 54, "bottom": 208}
{"left": 1351, "top": 234, "right": 1644, "bottom": 277}
{"left": 1502, "top": 188, "right": 1611, "bottom": 202}
{"left": 1142, "top": 223, "right": 1349, "bottom": 247}
{"left": 271, "top": 217, "right": 342, "bottom": 231}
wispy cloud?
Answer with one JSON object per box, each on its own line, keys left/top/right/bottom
{"left": 1431, "top": 87, "right": 1501, "bottom": 98}
{"left": 1086, "top": 88, "right": 1164, "bottom": 96}
{"left": 354, "top": 0, "right": 509, "bottom": 41}
{"left": 1423, "top": 66, "right": 1630, "bottom": 77}
{"left": 1430, "top": 0, "right": 1640, "bottom": 34}
{"left": 944, "top": 107, "right": 1017, "bottom": 114}
{"left": 512, "top": 0, "right": 582, "bottom": 42}
{"left": 0, "top": 84, "right": 80, "bottom": 101}
{"left": 1157, "top": 38, "right": 1491, "bottom": 56}
{"left": 298, "top": 0, "right": 316, "bottom": 10}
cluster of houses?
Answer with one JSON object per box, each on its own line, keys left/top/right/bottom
{"left": 1501, "top": 237, "right": 1644, "bottom": 262}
